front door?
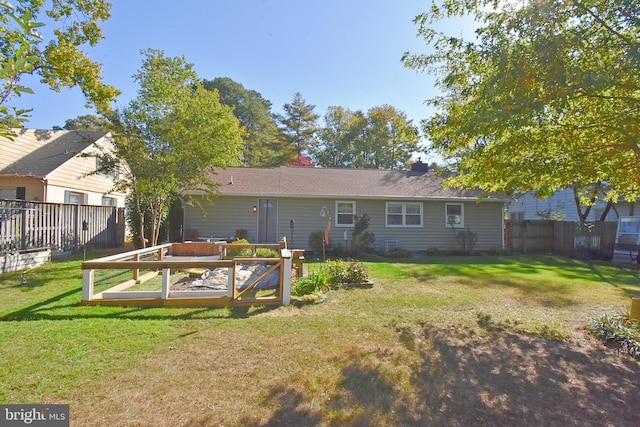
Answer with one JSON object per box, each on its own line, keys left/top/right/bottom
{"left": 257, "top": 199, "right": 278, "bottom": 243}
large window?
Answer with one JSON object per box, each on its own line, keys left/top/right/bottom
{"left": 386, "top": 202, "right": 422, "bottom": 227}
{"left": 445, "top": 203, "right": 464, "bottom": 228}
{"left": 336, "top": 201, "right": 355, "bottom": 226}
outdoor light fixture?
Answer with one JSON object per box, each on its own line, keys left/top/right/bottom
{"left": 252, "top": 205, "right": 257, "bottom": 213}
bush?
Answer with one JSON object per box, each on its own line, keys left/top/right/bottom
{"left": 384, "top": 247, "right": 413, "bottom": 258}
{"left": 256, "top": 247, "right": 278, "bottom": 258}
{"left": 226, "top": 238, "right": 252, "bottom": 258}
{"left": 291, "top": 270, "right": 328, "bottom": 296}
{"left": 425, "top": 246, "right": 441, "bottom": 256}
{"left": 308, "top": 231, "right": 325, "bottom": 254}
{"left": 325, "top": 259, "right": 369, "bottom": 285}
{"left": 487, "top": 247, "right": 510, "bottom": 256}
{"left": 454, "top": 229, "right": 478, "bottom": 254}
{"left": 350, "top": 214, "right": 375, "bottom": 255}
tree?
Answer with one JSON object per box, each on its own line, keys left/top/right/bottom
{"left": 203, "top": 77, "right": 291, "bottom": 166}
{"left": 403, "top": 0, "right": 640, "bottom": 211}
{"left": 0, "top": 0, "right": 119, "bottom": 138}
{"left": 63, "top": 114, "right": 112, "bottom": 131}
{"left": 111, "top": 50, "right": 244, "bottom": 247}
{"left": 314, "top": 105, "right": 421, "bottom": 169}
{"left": 277, "top": 92, "right": 320, "bottom": 156}
{"left": 315, "top": 106, "right": 366, "bottom": 168}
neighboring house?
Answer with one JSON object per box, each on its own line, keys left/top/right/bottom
{"left": 508, "top": 189, "right": 637, "bottom": 222}
{"left": 0, "top": 129, "right": 126, "bottom": 206}
{"left": 182, "top": 165, "right": 510, "bottom": 253}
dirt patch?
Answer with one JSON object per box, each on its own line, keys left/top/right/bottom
{"left": 170, "top": 263, "right": 280, "bottom": 291}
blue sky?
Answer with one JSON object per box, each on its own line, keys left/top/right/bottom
{"left": 18, "top": 0, "right": 459, "bottom": 147}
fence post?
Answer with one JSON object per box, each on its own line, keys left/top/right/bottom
{"left": 82, "top": 269, "right": 95, "bottom": 301}
{"left": 161, "top": 268, "right": 170, "bottom": 299}
{"left": 281, "top": 249, "right": 292, "bottom": 306}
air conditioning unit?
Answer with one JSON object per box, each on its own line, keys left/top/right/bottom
{"left": 447, "top": 214, "right": 461, "bottom": 225}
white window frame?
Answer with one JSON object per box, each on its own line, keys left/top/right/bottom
{"left": 445, "top": 203, "right": 464, "bottom": 228}
{"left": 335, "top": 201, "right": 356, "bottom": 227}
{"left": 385, "top": 202, "right": 423, "bottom": 227}
{"left": 65, "top": 190, "right": 87, "bottom": 205}
{"left": 102, "top": 196, "right": 117, "bottom": 207}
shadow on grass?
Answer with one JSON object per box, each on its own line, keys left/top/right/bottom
{"left": 243, "top": 321, "right": 640, "bottom": 427}
{"left": 0, "top": 285, "right": 279, "bottom": 322}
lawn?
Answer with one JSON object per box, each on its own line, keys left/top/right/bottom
{"left": 1, "top": 252, "right": 639, "bottom": 426}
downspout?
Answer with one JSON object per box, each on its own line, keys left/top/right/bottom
{"left": 502, "top": 202, "right": 507, "bottom": 250}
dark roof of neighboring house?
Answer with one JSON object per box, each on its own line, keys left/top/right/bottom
{"left": 193, "top": 166, "right": 509, "bottom": 202}
{"left": 0, "top": 129, "right": 109, "bottom": 178}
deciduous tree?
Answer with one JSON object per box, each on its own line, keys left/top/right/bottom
{"left": 403, "top": 0, "right": 640, "bottom": 208}
{"left": 0, "top": 0, "right": 119, "bottom": 138}
{"left": 111, "top": 50, "right": 243, "bottom": 247}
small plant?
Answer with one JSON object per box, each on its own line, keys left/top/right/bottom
{"left": 256, "top": 247, "right": 278, "bottom": 258}
{"left": 487, "top": 247, "right": 510, "bottom": 256}
{"left": 308, "top": 231, "right": 325, "bottom": 254}
{"left": 454, "top": 229, "right": 478, "bottom": 254}
{"left": 587, "top": 313, "right": 640, "bottom": 359}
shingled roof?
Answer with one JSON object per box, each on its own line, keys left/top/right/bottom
{"left": 195, "top": 166, "right": 509, "bottom": 202}
{"left": 0, "top": 129, "right": 109, "bottom": 177}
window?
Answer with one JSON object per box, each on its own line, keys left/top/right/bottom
{"left": 510, "top": 212, "right": 524, "bottom": 221}
{"left": 446, "top": 203, "right": 464, "bottom": 228}
{"left": 65, "top": 190, "right": 87, "bottom": 205}
{"left": 386, "top": 202, "right": 422, "bottom": 227}
{"left": 102, "top": 196, "right": 117, "bottom": 206}
{"left": 336, "top": 201, "right": 355, "bottom": 226}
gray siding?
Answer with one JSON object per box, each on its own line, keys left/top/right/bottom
{"left": 183, "top": 195, "right": 505, "bottom": 253}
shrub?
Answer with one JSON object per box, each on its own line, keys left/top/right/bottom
{"left": 487, "top": 247, "right": 510, "bottom": 256}
{"left": 384, "top": 247, "right": 413, "bottom": 258}
{"left": 425, "top": 246, "right": 440, "bottom": 256}
{"left": 256, "top": 247, "right": 278, "bottom": 258}
{"left": 350, "top": 214, "right": 375, "bottom": 255}
{"left": 454, "top": 229, "right": 478, "bottom": 254}
{"left": 291, "top": 270, "right": 328, "bottom": 296}
{"left": 226, "top": 238, "right": 252, "bottom": 258}
{"left": 325, "top": 259, "right": 369, "bottom": 285}
{"left": 308, "top": 231, "right": 325, "bottom": 254}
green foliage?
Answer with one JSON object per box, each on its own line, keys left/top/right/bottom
{"left": 256, "top": 247, "right": 278, "bottom": 258}
{"left": 291, "top": 270, "right": 328, "bottom": 296}
{"left": 404, "top": 0, "right": 640, "bottom": 203}
{"left": 325, "top": 259, "right": 369, "bottom": 285}
{"left": 0, "top": 0, "right": 118, "bottom": 138}
{"left": 227, "top": 238, "right": 252, "bottom": 258}
{"left": 203, "top": 77, "right": 291, "bottom": 166}
{"left": 487, "top": 247, "right": 510, "bottom": 256}
{"left": 350, "top": 213, "right": 375, "bottom": 255}
{"left": 315, "top": 105, "right": 421, "bottom": 169}
{"left": 277, "top": 92, "right": 320, "bottom": 157}
{"left": 587, "top": 313, "right": 640, "bottom": 359}
{"left": 110, "top": 50, "right": 244, "bottom": 246}
{"left": 308, "top": 231, "right": 325, "bottom": 254}
{"left": 454, "top": 229, "right": 478, "bottom": 254}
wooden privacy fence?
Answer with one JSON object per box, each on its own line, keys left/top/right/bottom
{"left": 505, "top": 220, "right": 617, "bottom": 258}
{"left": 0, "top": 199, "right": 125, "bottom": 255}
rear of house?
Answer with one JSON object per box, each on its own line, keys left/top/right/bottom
{"left": 182, "top": 166, "right": 509, "bottom": 254}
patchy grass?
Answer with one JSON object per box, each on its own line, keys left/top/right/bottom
{"left": 0, "top": 254, "right": 639, "bottom": 426}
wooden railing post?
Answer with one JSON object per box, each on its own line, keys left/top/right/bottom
{"left": 133, "top": 253, "right": 140, "bottom": 281}
{"left": 82, "top": 269, "right": 95, "bottom": 301}
{"left": 161, "top": 268, "right": 170, "bottom": 299}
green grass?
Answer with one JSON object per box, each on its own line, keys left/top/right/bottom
{"left": 1, "top": 253, "right": 639, "bottom": 425}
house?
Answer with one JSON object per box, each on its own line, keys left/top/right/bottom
{"left": 0, "top": 129, "right": 126, "bottom": 207}
{"left": 181, "top": 165, "right": 510, "bottom": 253}
{"left": 508, "top": 189, "right": 636, "bottom": 222}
